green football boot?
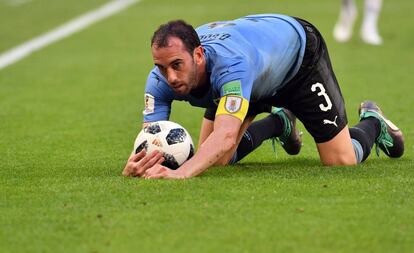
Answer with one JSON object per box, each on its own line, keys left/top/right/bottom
{"left": 359, "top": 101, "right": 404, "bottom": 158}
{"left": 271, "top": 107, "right": 302, "bottom": 155}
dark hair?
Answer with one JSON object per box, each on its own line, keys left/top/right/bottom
{"left": 151, "top": 20, "right": 201, "bottom": 54}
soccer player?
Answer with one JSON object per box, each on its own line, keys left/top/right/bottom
{"left": 122, "top": 14, "right": 404, "bottom": 179}
{"left": 333, "top": 0, "right": 383, "bottom": 45}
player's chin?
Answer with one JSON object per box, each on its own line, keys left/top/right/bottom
{"left": 173, "top": 85, "right": 190, "bottom": 95}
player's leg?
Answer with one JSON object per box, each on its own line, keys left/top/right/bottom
{"left": 229, "top": 107, "right": 302, "bottom": 164}
{"left": 215, "top": 115, "right": 256, "bottom": 165}
{"left": 349, "top": 101, "right": 404, "bottom": 162}
{"left": 317, "top": 101, "right": 404, "bottom": 164}
{"left": 288, "top": 18, "right": 359, "bottom": 165}
{"left": 201, "top": 107, "right": 250, "bottom": 165}
{"left": 204, "top": 104, "right": 302, "bottom": 165}
{"left": 294, "top": 18, "right": 402, "bottom": 165}
{"left": 360, "top": 0, "right": 383, "bottom": 45}
{"left": 316, "top": 126, "right": 357, "bottom": 165}
{"left": 202, "top": 107, "right": 261, "bottom": 164}
{"left": 198, "top": 114, "right": 255, "bottom": 166}
{"left": 333, "top": 0, "right": 358, "bottom": 42}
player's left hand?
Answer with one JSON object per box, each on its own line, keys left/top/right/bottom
{"left": 143, "top": 164, "right": 188, "bottom": 179}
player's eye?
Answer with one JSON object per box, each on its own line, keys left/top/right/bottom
{"left": 172, "top": 62, "right": 181, "bottom": 70}
{"left": 157, "top": 66, "right": 167, "bottom": 75}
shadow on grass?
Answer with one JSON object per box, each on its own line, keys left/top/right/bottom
{"left": 201, "top": 157, "right": 323, "bottom": 179}
{"left": 201, "top": 156, "right": 413, "bottom": 179}
{"left": 238, "top": 157, "right": 321, "bottom": 168}
{"left": 96, "top": 156, "right": 412, "bottom": 180}
{"left": 361, "top": 156, "right": 413, "bottom": 166}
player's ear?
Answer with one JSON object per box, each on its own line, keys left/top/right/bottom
{"left": 193, "top": 46, "right": 204, "bottom": 64}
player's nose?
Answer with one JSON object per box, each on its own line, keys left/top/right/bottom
{"left": 167, "top": 68, "right": 178, "bottom": 84}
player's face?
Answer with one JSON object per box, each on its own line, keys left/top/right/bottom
{"left": 152, "top": 37, "right": 201, "bottom": 95}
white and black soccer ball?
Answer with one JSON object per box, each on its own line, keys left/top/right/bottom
{"left": 133, "top": 121, "right": 194, "bottom": 170}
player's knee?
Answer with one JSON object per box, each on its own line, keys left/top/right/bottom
{"left": 321, "top": 154, "right": 357, "bottom": 166}
{"left": 317, "top": 127, "right": 357, "bottom": 166}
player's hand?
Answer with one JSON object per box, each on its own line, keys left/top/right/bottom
{"left": 122, "top": 150, "right": 165, "bottom": 177}
{"left": 143, "top": 164, "right": 188, "bottom": 179}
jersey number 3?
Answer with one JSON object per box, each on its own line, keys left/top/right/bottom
{"left": 311, "top": 82, "right": 332, "bottom": 112}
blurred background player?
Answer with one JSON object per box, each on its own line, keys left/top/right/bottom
{"left": 333, "top": 0, "right": 383, "bottom": 45}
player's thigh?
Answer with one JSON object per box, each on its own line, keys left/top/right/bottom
{"left": 316, "top": 125, "right": 356, "bottom": 166}
{"left": 290, "top": 59, "right": 355, "bottom": 165}
{"left": 282, "top": 32, "right": 348, "bottom": 144}
{"left": 275, "top": 19, "right": 354, "bottom": 164}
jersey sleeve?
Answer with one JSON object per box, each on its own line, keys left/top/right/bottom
{"left": 143, "top": 70, "right": 174, "bottom": 123}
{"left": 212, "top": 56, "right": 254, "bottom": 121}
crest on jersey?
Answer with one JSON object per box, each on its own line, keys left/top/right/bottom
{"left": 144, "top": 93, "right": 154, "bottom": 114}
{"left": 225, "top": 96, "right": 242, "bottom": 113}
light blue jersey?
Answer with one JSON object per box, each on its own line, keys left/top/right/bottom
{"left": 143, "top": 14, "right": 306, "bottom": 122}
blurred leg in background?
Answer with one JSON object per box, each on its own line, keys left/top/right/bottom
{"left": 333, "top": 0, "right": 383, "bottom": 45}
{"left": 360, "top": 0, "right": 383, "bottom": 45}
{"left": 333, "top": 0, "right": 357, "bottom": 43}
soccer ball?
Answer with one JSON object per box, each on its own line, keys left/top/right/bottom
{"left": 133, "top": 121, "right": 194, "bottom": 170}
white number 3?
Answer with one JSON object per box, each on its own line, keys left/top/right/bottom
{"left": 311, "top": 82, "right": 332, "bottom": 112}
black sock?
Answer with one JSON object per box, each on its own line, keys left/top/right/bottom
{"left": 349, "top": 117, "right": 381, "bottom": 162}
{"left": 232, "top": 113, "right": 284, "bottom": 163}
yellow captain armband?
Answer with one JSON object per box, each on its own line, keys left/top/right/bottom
{"left": 216, "top": 95, "right": 249, "bottom": 121}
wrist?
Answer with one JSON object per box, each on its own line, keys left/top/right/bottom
{"left": 176, "top": 162, "right": 199, "bottom": 178}
{"left": 177, "top": 167, "right": 194, "bottom": 178}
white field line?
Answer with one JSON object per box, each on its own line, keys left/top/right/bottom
{"left": 0, "top": 0, "right": 140, "bottom": 70}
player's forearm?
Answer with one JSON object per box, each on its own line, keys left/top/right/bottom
{"left": 198, "top": 118, "right": 214, "bottom": 148}
{"left": 177, "top": 129, "right": 237, "bottom": 177}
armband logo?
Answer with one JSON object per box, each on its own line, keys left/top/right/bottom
{"left": 222, "top": 81, "right": 242, "bottom": 96}
{"left": 144, "top": 93, "right": 154, "bottom": 114}
{"left": 225, "top": 96, "right": 243, "bottom": 113}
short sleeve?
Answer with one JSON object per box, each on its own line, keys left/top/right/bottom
{"left": 143, "top": 71, "right": 174, "bottom": 122}
{"left": 212, "top": 57, "right": 253, "bottom": 122}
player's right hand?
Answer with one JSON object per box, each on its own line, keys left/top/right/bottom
{"left": 122, "top": 150, "right": 165, "bottom": 177}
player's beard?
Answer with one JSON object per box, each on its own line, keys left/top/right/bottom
{"left": 175, "top": 57, "right": 198, "bottom": 95}
{"left": 188, "top": 58, "right": 198, "bottom": 91}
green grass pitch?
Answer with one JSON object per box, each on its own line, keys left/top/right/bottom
{"left": 1, "top": 0, "right": 413, "bottom": 252}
